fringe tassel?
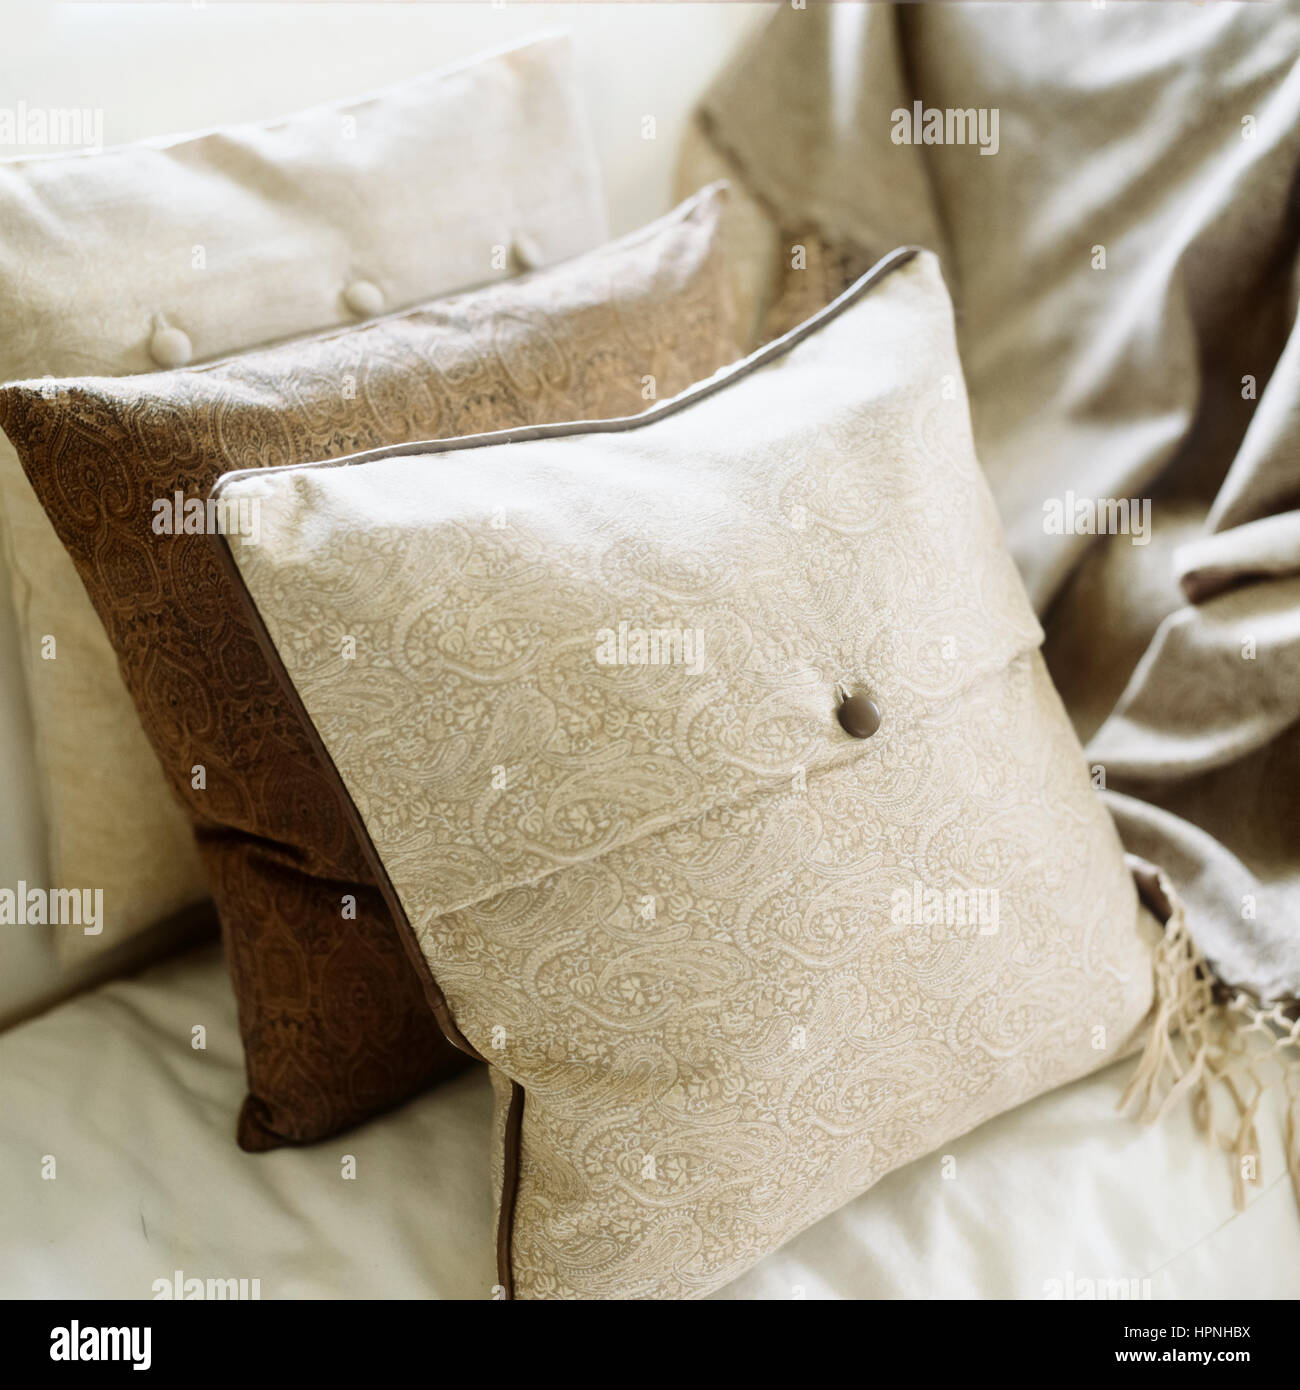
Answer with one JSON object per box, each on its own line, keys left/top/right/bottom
{"left": 1120, "top": 857, "right": 1300, "bottom": 1214}
{"left": 1118, "top": 865, "right": 1214, "bottom": 1124}
{"left": 1285, "top": 1095, "right": 1300, "bottom": 1212}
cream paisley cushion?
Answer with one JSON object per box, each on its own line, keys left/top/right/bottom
{"left": 218, "top": 248, "right": 1158, "bottom": 1299}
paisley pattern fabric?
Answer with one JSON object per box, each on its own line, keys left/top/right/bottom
{"left": 0, "top": 186, "right": 741, "bottom": 1150}
{"left": 0, "top": 33, "right": 609, "bottom": 969}
{"left": 222, "top": 250, "right": 1157, "bottom": 1295}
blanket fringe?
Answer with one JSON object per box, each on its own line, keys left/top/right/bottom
{"left": 1121, "top": 859, "right": 1300, "bottom": 1213}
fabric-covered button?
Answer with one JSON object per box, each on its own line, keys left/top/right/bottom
{"left": 343, "top": 279, "right": 384, "bottom": 318}
{"left": 511, "top": 233, "right": 545, "bottom": 272}
{"left": 149, "top": 316, "right": 192, "bottom": 369}
{"left": 836, "top": 690, "right": 881, "bottom": 740}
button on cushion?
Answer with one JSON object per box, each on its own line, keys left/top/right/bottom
{"left": 511, "top": 234, "right": 545, "bottom": 272}
{"left": 343, "top": 279, "right": 384, "bottom": 317}
{"left": 837, "top": 691, "right": 881, "bottom": 739}
{"left": 149, "top": 321, "right": 192, "bottom": 368}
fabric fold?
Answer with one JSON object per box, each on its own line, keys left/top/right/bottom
{"left": 677, "top": 0, "right": 1300, "bottom": 1009}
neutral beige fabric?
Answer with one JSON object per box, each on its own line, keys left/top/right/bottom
{"left": 3, "top": 938, "right": 1293, "bottom": 1301}
{"left": 223, "top": 251, "right": 1157, "bottom": 1298}
{"left": 677, "top": 0, "right": 946, "bottom": 345}
{"left": 0, "top": 32, "right": 608, "bottom": 965}
{"left": 678, "top": 1, "right": 1300, "bottom": 1009}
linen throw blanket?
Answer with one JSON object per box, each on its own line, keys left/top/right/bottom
{"left": 678, "top": 0, "right": 1300, "bottom": 1203}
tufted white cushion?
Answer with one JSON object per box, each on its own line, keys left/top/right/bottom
{"left": 0, "top": 33, "right": 607, "bottom": 964}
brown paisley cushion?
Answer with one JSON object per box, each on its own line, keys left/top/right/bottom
{"left": 216, "top": 248, "right": 1158, "bottom": 1295}
{"left": 0, "top": 186, "right": 741, "bottom": 1151}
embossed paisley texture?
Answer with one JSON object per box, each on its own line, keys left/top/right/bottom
{"left": 0, "top": 34, "right": 608, "bottom": 970}
{"left": 0, "top": 185, "right": 742, "bottom": 1150}
{"left": 221, "top": 249, "right": 1158, "bottom": 1295}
